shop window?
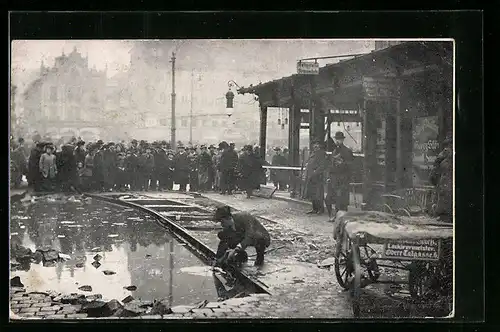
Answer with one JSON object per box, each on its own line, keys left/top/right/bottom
{"left": 159, "top": 118, "right": 167, "bottom": 126}
{"left": 181, "top": 119, "right": 188, "bottom": 127}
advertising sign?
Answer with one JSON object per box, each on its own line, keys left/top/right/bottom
{"left": 363, "top": 77, "right": 399, "bottom": 99}
{"left": 382, "top": 238, "right": 441, "bottom": 261}
{"left": 413, "top": 116, "right": 439, "bottom": 185}
{"left": 297, "top": 61, "right": 319, "bottom": 75}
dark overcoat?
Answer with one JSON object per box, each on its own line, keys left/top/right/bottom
{"left": 302, "top": 149, "right": 327, "bottom": 200}
{"left": 174, "top": 152, "right": 190, "bottom": 185}
{"left": 238, "top": 152, "right": 263, "bottom": 191}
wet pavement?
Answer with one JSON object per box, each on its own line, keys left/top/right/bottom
{"left": 10, "top": 194, "right": 219, "bottom": 306}
{"left": 10, "top": 189, "right": 453, "bottom": 319}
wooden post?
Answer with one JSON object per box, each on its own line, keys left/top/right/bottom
{"left": 259, "top": 102, "right": 268, "bottom": 160}
{"left": 362, "top": 99, "right": 378, "bottom": 210}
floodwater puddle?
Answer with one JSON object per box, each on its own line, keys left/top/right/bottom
{"left": 10, "top": 195, "right": 219, "bottom": 305}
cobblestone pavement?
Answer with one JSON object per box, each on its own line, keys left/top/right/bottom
{"left": 10, "top": 287, "right": 351, "bottom": 320}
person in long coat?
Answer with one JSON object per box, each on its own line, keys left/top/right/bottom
{"left": 302, "top": 141, "right": 328, "bottom": 214}
{"left": 430, "top": 136, "right": 453, "bottom": 223}
{"left": 208, "top": 145, "right": 217, "bottom": 191}
{"left": 238, "top": 145, "right": 263, "bottom": 198}
{"left": 174, "top": 145, "right": 190, "bottom": 191}
{"left": 28, "top": 142, "right": 44, "bottom": 192}
{"left": 188, "top": 146, "right": 199, "bottom": 192}
{"left": 197, "top": 145, "right": 213, "bottom": 192}
{"left": 102, "top": 143, "right": 117, "bottom": 191}
{"left": 325, "top": 132, "right": 354, "bottom": 219}
{"left": 39, "top": 144, "right": 57, "bottom": 192}
{"left": 271, "top": 147, "right": 289, "bottom": 191}
{"left": 57, "top": 144, "right": 78, "bottom": 192}
{"left": 92, "top": 141, "right": 105, "bottom": 191}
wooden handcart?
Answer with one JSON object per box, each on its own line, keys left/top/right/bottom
{"left": 333, "top": 211, "right": 453, "bottom": 316}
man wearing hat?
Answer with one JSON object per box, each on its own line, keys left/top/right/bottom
{"left": 187, "top": 145, "right": 199, "bottom": 192}
{"left": 325, "top": 131, "right": 354, "bottom": 219}
{"left": 271, "top": 147, "right": 288, "bottom": 191}
{"left": 197, "top": 144, "right": 213, "bottom": 192}
{"left": 74, "top": 140, "right": 86, "bottom": 177}
{"left": 302, "top": 140, "right": 328, "bottom": 214}
{"left": 28, "top": 142, "right": 46, "bottom": 191}
{"left": 174, "top": 144, "right": 190, "bottom": 191}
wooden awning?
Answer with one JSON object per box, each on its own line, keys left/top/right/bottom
{"left": 237, "top": 41, "right": 453, "bottom": 109}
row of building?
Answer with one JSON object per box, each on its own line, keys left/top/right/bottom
{"left": 13, "top": 40, "right": 372, "bottom": 148}
{"left": 13, "top": 42, "right": 316, "bottom": 146}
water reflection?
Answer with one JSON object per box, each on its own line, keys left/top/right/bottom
{"left": 10, "top": 196, "right": 218, "bottom": 305}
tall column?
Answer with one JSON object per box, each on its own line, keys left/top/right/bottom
{"left": 259, "top": 102, "right": 268, "bottom": 160}
{"left": 288, "top": 103, "right": 301, "bottom": 198}
{"left": 362, "top": 99, "right": 378, "bottom": 210}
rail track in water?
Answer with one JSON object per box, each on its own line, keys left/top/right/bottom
{"left": 85, "top": 192, "right": 270, "bottom": 296}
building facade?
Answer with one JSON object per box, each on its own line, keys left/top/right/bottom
{"left": 22, "top": 47, "right": 108, "bottom": 142}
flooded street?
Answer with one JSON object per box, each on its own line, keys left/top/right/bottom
{"left": 10, "top": 194, "right": 219, "bottom": 305}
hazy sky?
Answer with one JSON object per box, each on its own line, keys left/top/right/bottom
{"left": 11, "top": 39, "right": 375, "bottom": 89}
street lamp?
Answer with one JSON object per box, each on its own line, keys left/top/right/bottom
{"left": 226, "top": 80, "right": 240, "bottom": 117}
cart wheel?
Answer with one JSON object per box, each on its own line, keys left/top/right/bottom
{"left": 363, "top": 246, "right": 381, "bottom": 282}
{"left": 409, "top": 263, "right": 435, "bottom": 299}
{"left": 398, "top": 208, "right": 412, "bottom": 217}
{"left": 382, "top": 204, "right": 394, "bottom": 214}
{"left": 334, "top": 239, "right": 354, "bottom": 290}
{"left": 351, "top": 239, "right": 362, "bottom": 317}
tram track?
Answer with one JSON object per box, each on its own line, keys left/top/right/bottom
{"left": 84, "top": 192, "right": 271, "bottom": 296}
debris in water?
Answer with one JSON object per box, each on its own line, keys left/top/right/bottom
{"left": 124, "top": 286, "right": 137, "bottom": 291}
{"left": 112, "top": 223, "right": 126, "bottom": 226}
{"left": 179, "top": 266, "right": 213, "bottom": 277}
{"left": 292, "top": 278, "right": 305, "bottom": 284}
{"left": 57, "top": 235, "right": 66, "bottom": 238}
{"left": 10, "top": 276, "right": 24, "bottom": 287}
{"left": 93, "top": 254, "right": 102, "bottom": 262}
{"left": 145, "top": 254, "right": 152, "bottom": 258}
{"left": 317, "top": 257, "right": 335, "bottom": 269}
{"left": 76, "top": 263, "right": 84, "bottom": 268}
{"left": 58, "top": 253, "right": 72, "bottom": 261}
{"left": 10, "top": 232, "right": 18, "bottom": 236}
{"left": 78, "top": 285, "right": 92, "bottom": 292}
{"left": 91, "top": 261, "right": 101, "bottom": 269}
{"left": 122, "top": 295, "right": 134, "bottom": 304}
{"left": 19, "top": 225, "right": 25, "bottom": 229}
{"left": 103, "top": 270, "right": 116, "bottom": 275}
{"left": 108, "top": 234, "right": 119, "bottom": 238}
{"left": 60, "top": 221, "right": 75, "bottom": 224}
{"left": 194, "top": 300, "right": 209, "bottom": 309}
{"left": 307, "top": 243, "right": 319, "bottom": 250}
{"left": 91, "top": 247, "right": 101, "bottom": 252}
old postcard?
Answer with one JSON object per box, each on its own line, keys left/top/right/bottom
{"left": 10, "top": 38, "right": 454, "bottom": 320}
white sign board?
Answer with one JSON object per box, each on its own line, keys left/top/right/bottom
{"left": 297, "top": 61, "right": 319, "bottom": 75}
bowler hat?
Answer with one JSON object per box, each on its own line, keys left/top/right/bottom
{"left": 334, "top": 131, "right": 345, "bottom": 139}
{"left": 209, "top": 144, "right": 216, "bottom": 149}
{"left": 274, "top": 147, "right": 281, "bottom": 151}
{"left": 77, "top": 140, "right": 85, "bottom": 146}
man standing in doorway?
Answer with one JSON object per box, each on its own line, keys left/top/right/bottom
{"left": 302, "top": 140, "right": 327, "bottom": 215}
{"left": 325, "top": 132, "right": 354, "bottom": 220}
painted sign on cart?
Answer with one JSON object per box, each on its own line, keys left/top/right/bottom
{"left": 382, "top": 238, "right": 441, "bottom": 261}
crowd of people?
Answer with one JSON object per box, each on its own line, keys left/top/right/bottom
{"left": 10, "top": 135, "right": 295, "bottom": 199}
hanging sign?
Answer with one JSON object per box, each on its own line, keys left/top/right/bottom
{"left": 363, "top": 77, "right": 399, "bottom": 99}
{"left": 297, "top": 61, "right": 319, "bottom": 75}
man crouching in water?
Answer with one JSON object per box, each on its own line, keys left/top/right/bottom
{"left": 213, "top": 205, "right": 270, "bottom": 268}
